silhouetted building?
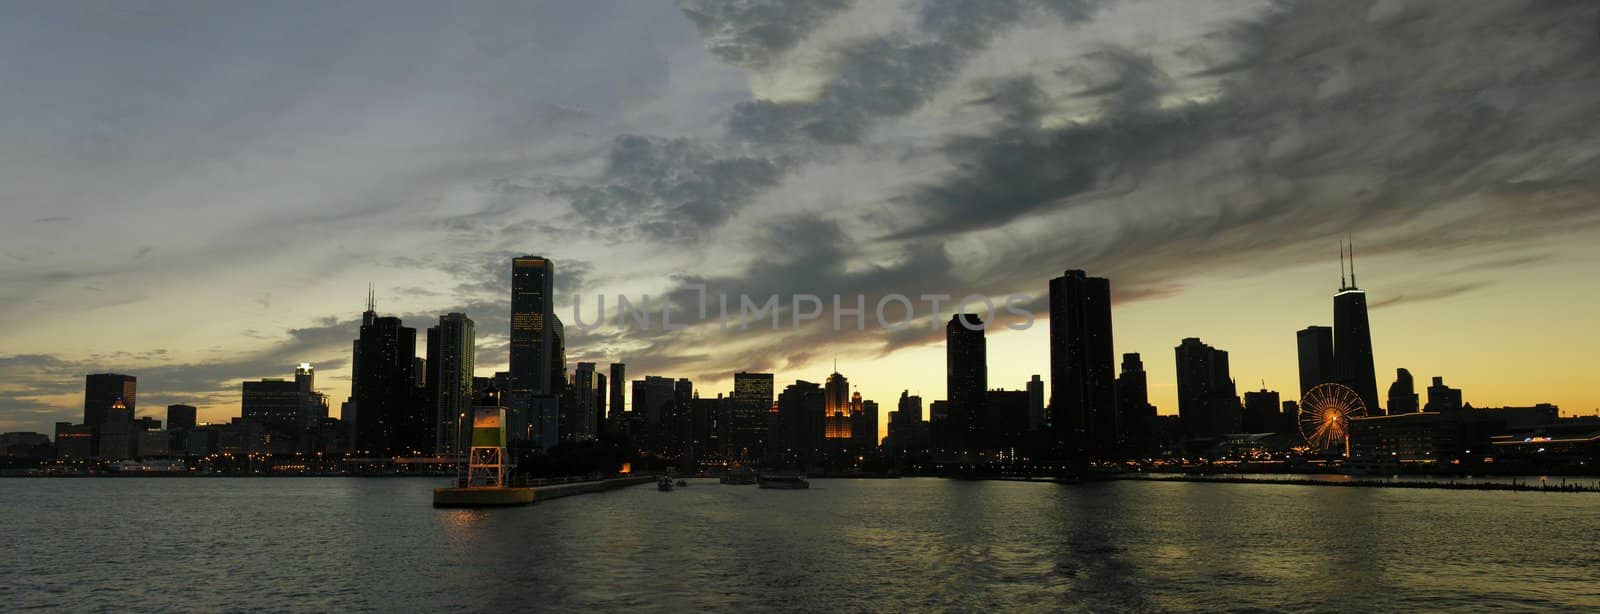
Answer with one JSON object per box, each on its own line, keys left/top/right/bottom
{"left": 242, "top": 379, "right": 302, "bottom": 431}
{"left": 1295, "top": 326, "right": 1335, "bottom": 397}
{"left": 928, "top": 400, "right": 950, "bottom": 452}
{"left": 983, "top": 390, "right": 1030, "bottom": 451}
{"left": 1242, "top": 389, "right": 1281, "bottom": 433}
{"left": 946, "top": 314, "right": 987, "bottom": 453}
{"left": 852, "top": 396, "right": 879, "bottom": 454}
{"left": 595, "top": 372, "right": 608, "bottom": 434}
{"left": 296, "top": 364, "right": 329, "bottom": 428}
{"left": 1334, "top": 244, "right": 1380, "bottom": 414}
{"left": 166, "top": 404, "right": 197, "bottom": 431}
{"left": 352, "top": 298, "right": 421, "bottom": 456}
{"left": 1117, "top": 353, "right": 1157, "bottom": 454}
{"left": 633, "top": 376, "right": 676, "bottom": 425}
{"left": 608, "top": 363, "right": 626, "bottom": 432}
{"left": 55, "top": 422, "right": 94, "bottom": 459}
{"left": 888, "top": 391, "right": 925, "bottom": 455}
{"left": 97, "top": 397, "right": 135, "bottom": 459}
{"left": 1026, "top": 375, "right": 1045, "bottom": 431}
{"left": 571, "top": 362, "right": 599, "bottom": 441}
{"left": 1388, "top": 368, "right": 1420, "bottom": 414}
{"left": 1048, "top": 270, "right": 1117, "bottom": 457}
{"left": 1426, "top": 376, "right": 1463, "bottom": 412}
{"left": 427, "top": 313, "right": 476, "bottom": 455}
{"left": 84, "top": 373, "right": 137, "bottom": 428}
{"left": 1175, "top": 338, "right": 1240, "bottom": 439}
{"left": 510, "top": 256, "right": 555, "bottom": 399}
{"left": 729, "top": 371, "right": 774, "bottom": 460}
{"left": 773, "top": 380, "right": 825, "bottom": 465}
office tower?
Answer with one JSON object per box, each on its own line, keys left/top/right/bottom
{"left": 97, "top": 396, "right": 135, "bottom": 459}
{"left": 84, "top": 373, "right": 137, "bottom": 428}
{"left": 55, "top": 422, "right": 95, "bottom": 459}
{"left": 982, "top": 390, "right": 1029, "bottom": 450}
{"left": 510, "top": 255, "right": 555, "bottom": 404}
{"left": 352, "top": 295, "right": 420, "bottom": 456}
{"left": 774, "top": 380, "right": 825, "bottom": 464}
{"left": 730, "top": 372, "right": 774, "bottom": 459}
{"left": 1174, "top": 337, "right": 1240, "bottom": 439}
{"left": 1334, "top": 242, "right": 1380, "bottom": 414}
{"left": 295, "top": 363, "right": 329, "bottom": 427}
{"left": 608, "top": 363, "right": 627, "bottom": 427}
{"left": 572, "top": 363, "right": 598, "bottom": 441}
{"left": 1295, "top": 326, "right": 1335, "bottom": 397}
{"left": 243, "top": 379, "right": 302, "bottom": 430}
{"left": 853, "top": 398, "right": 879, "bottom": 451}
{"left": 888, "top": 391, "right": 924, "bottom": 454}
{"left": 1281, "top": 400, "right": 1300, "bottom": 434}
{"left": 428, "top": 313, "right": 476, "bottom": 455}
{"left": 632, "top": 376, "right": 676, "bottom": 424}
{"left": 1388, "top": 368, "right": 1420, "bottom": 414}
{"left": 1026, "top": 375, "right": 1045, "bottom": 431}
{"left": 1242, "top": 389, "right": 1281, "bottom": 433}
{"left": 928, "top": 400, "right": 950, "bottom": 451}
{"left": 1425, "top": 376, "right": 1463, "bottom": 412}
{"left": 1048, "top": 270, "right": 1118, "bottom": 456}
{"left": 670, "top": 378, "right": 693, "bottom": 437}
{"left": 166, "top": 404, "right": 197, "bottom": 431}
{"left": 689, "top": 395, "right": 727, "bottom": 459}
{"left": 824, "top": 370, "right": 853, "bottom": 440}
{"left": 595, "top": 372, "right": 608, "bottom": 434}
{"left": 946, "top": 314, "right": 987, "bottom": 453}
{"left": 1116, "top": 353, "right": 1155, "bottom": 453}
{"left": 549, "top": 314, "right": 567, "bottom": 399}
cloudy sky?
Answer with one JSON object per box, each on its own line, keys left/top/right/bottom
{"left": 4, "top": 0, "right": 1600, "bottom": 437}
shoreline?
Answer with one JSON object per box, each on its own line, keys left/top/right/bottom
{"left": 1105, "top": 473, "right": 1600, "bottom": 493}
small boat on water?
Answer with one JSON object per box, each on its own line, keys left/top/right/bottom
{"left": 658, "top": 476, "right": 675, "bottom": 491}
{"left": 676, "top": 479, "right": 688, "bottom": 487}
{"left": 758, "top": 474, "right": 810, "bottom": 490}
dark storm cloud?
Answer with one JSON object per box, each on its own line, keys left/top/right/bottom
{"left": 676, "top": 0, "right": 853, "bottom": 69}
{"left": 886, "top": 0, "right": 1600, "bottom": 260}
{"left": 566, "top": 135, "right": 788, "bottom": 242}
{"left": 727, "top": 0, "right": 1101, "bottom": 145}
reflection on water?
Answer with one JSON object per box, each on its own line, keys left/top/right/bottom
{"left": 3, "top": 478, "right": 1598, "bottom": 610}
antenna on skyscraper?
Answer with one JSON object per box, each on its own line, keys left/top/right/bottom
{"left": 366, "top": 283, "right": 375, "bottom": 313}
{"left": 1339, "top": 240, "right": 1347, "bottom": 289}
{"left": 1348, "top": 235, "right": 1357, "bottom": 288}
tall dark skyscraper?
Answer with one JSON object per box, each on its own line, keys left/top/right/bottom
{"left": 352, "top": 296, "right": 420, "bottom": 456}
{"left": 1048, "top": 270, "right": 1117, "bottom": 457}
{"left": 773, "top": 380, "right": 825, "bottom": 465}
{"left": 1388, "top": 368, "right": 1420, "bottom": 414}
{"left": 1175, "top": 337, "right": 1240, "bottom": 439}
{"left": 1116, "top": 353, "right": 1155, "bottom": 452}
{"left": 427, "top": 313, "right": 475, "bottom": 455}
{"left": 1295, "top": 326, "right": 1335, "bottom": 398}
{"left": 242, "top": 378, "right": 302, "bottom": 430}
{"left": 824, "top": 370, "right": 853, "bottom": 441}
{"left": 945, "top": 314, "right": 987, "bottom": 453}
{"left": 1241, "top": 388, "right": 1281, "bottom": 433}
{"left": 1334, "top": 243, "right": 1380, "bottom": 414}
{"left": 729, "top": 371, "right": 774, "bottom": 460}
{"left": 608, "top": 363, "right": 626, "bottom": 430}
{"left": 572, "top": 362, "right": 598, "bottom": 441}
{"left": 84, "top": 373, "right": 136, "bottom": 428}
{"left": 1026, "top": 374, "right": 1045, "bottom": 431}
{"left": 510, "top": 255, "right": 555, "bottom": 400}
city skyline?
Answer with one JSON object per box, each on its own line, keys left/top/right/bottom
{"left": 5, "top": 1, "right": 1600, "bottom": 437}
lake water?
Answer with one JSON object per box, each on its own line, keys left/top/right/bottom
{"left": 4, "top": 477, "right": 1597, "bottom": 611}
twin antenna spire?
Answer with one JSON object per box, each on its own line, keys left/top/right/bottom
{"left": 1339, "top": 236, "right": 1359, "bottom": 290}
{"left": 365, "top": 283, "right": 376, "bottom": 313}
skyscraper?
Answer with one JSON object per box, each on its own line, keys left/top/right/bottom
{"left": 1116, "top": 353, "right": 1155, "bottom": 452}
{"left": 632, "top": 376, "right": 676, "bottom": 424}
{"left": 1388, "top": 368, "right": 1420, "bottom": 414}
{"left": 608, "top": 363, "right": 627, "bottom": 429}
{"left": 1425, "top": 376, "right": 1463, "bottom": 412}
{"left": 824, "top": 370, "right": 853, "bottom": 440}
{"left": 428, "top": 313, "right": 476, "bottom": 455}
{"left": 1026, "top": 374, "right": 1045, "bottom": 431}
{"left": 1048, "top": 270, "right": 1117, "bottom": 456}
{"left": 1295, "top": 326, "right": 1335, "bottom": 397}
{"left": 1242, "top": 388, "right": 1281, "bottom": 433}
{"left": 242, "top": 378, "right": 303, "bottom": 431}
{"left": 352, "top": 297, "right": 419, "bottom": 456}
{"left": 1334, "top": 243, "right": 1380, "bottom": 415}
{"left": 1175, "top": 337, "right": 1240, "bottom": 439}
{"left": 774, "top": 380, "right": 825, "bottom": 465}
{"left": 84, "top": 373, "right": 136, "bottom": 428}
{"left": 166, "top": 404, "right": 197, "bottom": 431}
{"left": 572, "top": 362, "right": 598, "bottom": 441}
{"left": 945, "top": 314, "right": 987, "bottom": 453}
{"left": 730, "top": 371, "right": 773, "bottom": 459}
{"left": 510, "top": 256, "right": 555, "bottom": 403}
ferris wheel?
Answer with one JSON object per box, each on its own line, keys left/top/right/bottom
{"left": 1299, "top": 383, "right": 1368, "bottom": 453}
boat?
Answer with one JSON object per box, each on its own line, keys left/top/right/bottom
{"left": 675, "top": 479, "right": 688, "bottom": 487}
{"left": 720, "top": 467, "right": 758, "bottom": 485}
{"left": 758, "top": 474, "right": 810, "bottom": 490}
{"left": 658, "top": 476, "right": 675, "bottom": 491}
